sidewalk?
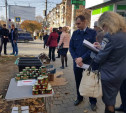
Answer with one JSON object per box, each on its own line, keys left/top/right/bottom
{"left": 49, "top": 54, "right": 122, "bottom": 113}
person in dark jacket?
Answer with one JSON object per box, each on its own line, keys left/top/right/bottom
{"left": 69, "top": 15, "right": 97, "bottom": 111}
{"left": 56, "top": 27, "right": 62, "bottom": 58}
{"left": 93, "top": 11, "right": 126, "bottom": 113}
{"left": 46, "top": 28, "right": 58, "bottom": 61}
{"left": 0, "top": 24, "right": 9, "bottom": 55}
{"left": 0, "top": 27, "right": 2, "bottom": 56}
{"left": 9, "top": 24, "right": 18, "bottom": 56}
{"left": 94, "top": 21, "right": 102, "bottom": 34}
{"left": 43, "top": 32, "right": 49, "bottom": 49}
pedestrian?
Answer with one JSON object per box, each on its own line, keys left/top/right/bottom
{"left": 46, "top": 28, "right": 58, "bottom": 61}
{"left": 39, "top": 32, "right": 42, "bottom": 40}
{"left": 56, "top": 27, "right": 62, "bottom": 58}
{"left": 0, "top": 26, "right": 2, "bottom": 56}
{"left": 43, "top": 32, "right": 49, "bottom": 49}
{"left": 69, "top": 15, "right": 97, "bottom": 111}
{"left": 94, "top": 21, "right": 102, "bottom": 33}
{"left": 93, "top": 11, "right": 126, "bottom": 113}
{"left": 90, "top": 31, "right": 105, "bottom": 70}
{"left": 33, "top": 31, "right": 37, "bottom": 40}
{"left": 115, "top": 79, "right": 126, "bottom": 113}
{"left": 96, "top": 31, "right": 104, "bottom": 44}
{"left": 0, "top": 24, "right": 9, "bottom": 55}
{"left": 9, "top": 24, "right": 18, "bottom": 56}
{"left": 58, "top": 26, "right": 70, "bottom": 69}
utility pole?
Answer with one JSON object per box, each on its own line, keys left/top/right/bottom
{"left": 71, "top": 4, "right": 76, "bottom": 36}
{"left": 45, "top": 0, "right": 47, "bottom": 26}
{"left": 5, "top": 0, "right": 8, "bottom": 28}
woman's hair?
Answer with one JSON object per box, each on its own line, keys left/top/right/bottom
{"left": 98, "top": 11, "right": 126, "bottom": 34}
{"left": 53, "top": 28, "right": 57, "bottom": 32}
{"left": 62, "top": 26, "right": 69, "bottom": 33}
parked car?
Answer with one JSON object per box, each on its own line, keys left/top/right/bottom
{"left": 18, "top": 33, "right": 34, "bottom": 42}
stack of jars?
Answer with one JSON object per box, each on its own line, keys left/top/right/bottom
{"left": 15, "top": 66, "right": 48, "bottom": 81}
{"left": 32, "top": 75, "right": 52, "bottom": 95}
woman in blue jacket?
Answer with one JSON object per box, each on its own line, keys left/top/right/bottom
{"left": 94, "top": 12, "right": 126, "bottom": 113}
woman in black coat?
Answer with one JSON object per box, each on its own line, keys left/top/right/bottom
{"left": 93, "top": 12, "right": 126, "bottom": 113}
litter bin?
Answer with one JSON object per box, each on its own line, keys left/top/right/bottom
{"left": 46, "top": 65, "right": 56, "bottom": 81}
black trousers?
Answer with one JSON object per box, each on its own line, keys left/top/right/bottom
{"left": 74, "top": 65, "right": 97, "bottom": 104}
{"left": 49, "top": 47, "right": 56, "bottom": 61}
{"left": 0, "top": 38, "right": 2, "bottom": 54}
{"left": 44, "top": 43, "right": 46, "bottom": 48}
{"left": 0, "top": 39, "right": 8, "bottom": 54}
{"left": 120, "top": 79, "right": 126, "bottom": 111}
{"left": 57, "top": 49, "right": 60, "bottom": 57}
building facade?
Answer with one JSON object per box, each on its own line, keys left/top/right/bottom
{"left": 46, "top": 0, "right": 91, "bottom": 31}
{"left": 85, "top": 0, "right": 126, "bottom": 28}
{"left": 46, "top": 0, "right": 70, "bottom": 29}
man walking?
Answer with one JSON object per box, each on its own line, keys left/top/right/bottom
{"left": 69, "top": 15, "right": 97, "bottom": 111}
{"left": 9, "top": 24, "right": 18, "bottom": 56}
{"left": 0, "top": 24, "right": 9, "bottom": 55}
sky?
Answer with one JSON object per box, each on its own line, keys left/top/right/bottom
{"left": 0, "top": 0, "right": 62, "bottom": 20}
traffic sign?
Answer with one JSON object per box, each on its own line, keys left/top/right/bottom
{"left": 15, "top": 17, "right": 21, "bottom": 22}
{"left": 71, "top": 0, "right": 85, "bottom": 6}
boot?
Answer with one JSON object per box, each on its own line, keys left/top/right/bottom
{"left": 60, "top": 56, "right": 64, "bottom": 69}
{"left": 65, "top": 55, "right": 68, "bottom": 67}
{"left": 105, "top": 107, "right": 115, "bottom": 113}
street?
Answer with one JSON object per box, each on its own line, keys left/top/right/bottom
{"left": 1, "top": 39, "right": 122, "bottom": 113}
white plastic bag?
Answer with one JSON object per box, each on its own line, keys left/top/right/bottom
{"left": 79, "top": 69, "right": 102, "bottom": 98}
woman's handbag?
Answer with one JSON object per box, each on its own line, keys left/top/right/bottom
{"left": 79, "top": 63, "right": 102, "bottom": 98}
{"left": 59, "top": 43, "right": 64, "bottom": 49}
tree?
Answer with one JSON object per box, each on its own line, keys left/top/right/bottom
{"left": 0, "top": 20, "right": 6, "bottom": 26}
{"left": 35, "top": 16, "right": 43, "bottom": 23}
{"left": 21, "top": 20, "right": 42, "bottom": 33}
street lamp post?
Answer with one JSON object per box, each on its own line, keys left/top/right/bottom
{"left": 5, "top": 0, "right": 8, "bottom": 28}
{"left": 45, "top": 0, "right": 47, "bottom": 26}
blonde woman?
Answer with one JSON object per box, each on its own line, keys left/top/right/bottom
{"left": 93, "top": 12, "right": 126, "bottom": 113}
{"left": 58, "top": 26, "right": 70, "bottom": 69}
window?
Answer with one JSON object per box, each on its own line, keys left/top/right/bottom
{"left": 117, "top": 11, "right": 126, "bottom": 19}
{"left": 117, "top": 4, "right": 126, "bottom": 19}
